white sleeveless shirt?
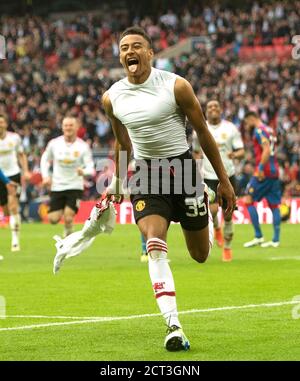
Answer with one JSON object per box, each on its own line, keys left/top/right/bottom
{"left": 108, "top": 67, "right": 189, "bottom": 159}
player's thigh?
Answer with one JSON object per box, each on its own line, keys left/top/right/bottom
{"left": 174, "top": 192, "right": 209, "bottom": 231}
{"left": 7, "top": 174, "right": 21, "bottom": 213}
{"left": 174, "top": 193, "right": 209, "bottom": 262}
{"left": 182, "top": 225, "right": 210, "bottom": 263}
{"left": 137, "top": 215, "right": 169, "bottom": 241}
{"left": 132, "top": 195, "right": 172, "bottom": 241}
{"left": 0, "top": 174, "right": 21, "bottom": 209}
{"left": 265, "top": 179, "right": 282, "bottom": 207}
{"left": 0, "top": 180, "right": 8, "bottom": 208}
{"left": 245, "top": 176, "right": 263, "bottom": 203}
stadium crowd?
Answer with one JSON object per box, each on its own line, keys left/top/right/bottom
{"left": 1, "top": 1, "right": 299, "bottom": 61}
{"left": 0, "top": 0, "right": 299, "bottom": 205}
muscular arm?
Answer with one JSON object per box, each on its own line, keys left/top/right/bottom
{"left": 175, "top": 78, "right": 229, "bottom": 182}
{"left": 174, "top": 78, "right": 235, "bottom": 213}
{"left": 102, "top": 91, "right": 132, "bottom": 182}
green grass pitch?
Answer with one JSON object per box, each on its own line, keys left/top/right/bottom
{"left": 0, "top": 222, "right": 299, "bottom": 361}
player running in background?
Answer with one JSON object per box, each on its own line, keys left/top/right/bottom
{"left": 193, "top": 100, "right": 244, "bottom": 261}
{"left": 0, "top": 114, "right": 30, "bottom": 251}
{"left": 103, "top": 26, "right": 235, "bottom": 351}
{"left": 243, "top": 112, "right": 281, "bottom": 248}
{"left": 40, "top": 116, "right": 95, "bottom": 237}
{"left": 0, "top": 168, "right": 18, "bottom": 259}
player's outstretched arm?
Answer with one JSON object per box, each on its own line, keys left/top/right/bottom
{"left": 174, "top": 77, "right": 236, "bottom": 216}
{"left": 102, "top": 91, "right": 132, "bottom": 195}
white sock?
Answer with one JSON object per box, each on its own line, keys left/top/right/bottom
{"left": 10, "top": 214, "right": 21, "bottom": 246}
{"left": 147, "top": 238, "right": 181, "bottom": 328}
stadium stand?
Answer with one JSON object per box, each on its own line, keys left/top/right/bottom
{"left": 0, "top": 0, "right": 299, "bottom": 209}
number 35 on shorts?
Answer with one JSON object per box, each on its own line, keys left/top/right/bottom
{"left": 185, "top": 196, "right": 207, "bottom": 217}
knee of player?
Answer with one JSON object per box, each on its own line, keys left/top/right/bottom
{"left": 267, "top": 202, "right": 279, "bottom": 210}
{"left": 64, "top": 214, "right": 74, "bottom": 225}
{"left": 48, "top": 215, "right": 60, "bottom": 224}
{"left": 145, "top": 232, "right": 166, "bottom": 242}
{"left": 49, "top": 218, "right": 59, "bottom": 225}
{"left": 65, "top": 218, "right": 73, "bottom": 225}
{"left": 8, "top": 203, "right": 18, "bottom": 215}
{"left": 189, "top": 247, "right": 209, "bottom": 264}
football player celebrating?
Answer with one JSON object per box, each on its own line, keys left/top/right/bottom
{"left": 103, "top": 27, "right": 235, "bottom": 351}
{"left": 40, "top": 116, "right": 95, "bottom": 237}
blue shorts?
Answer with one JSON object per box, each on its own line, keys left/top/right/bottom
{"left": 246, "top": 177, "right": 281, "bottom": 206}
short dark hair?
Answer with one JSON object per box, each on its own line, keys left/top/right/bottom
{"left": 120, "top": 26, "right": 152, "bottom": 48}
{"left": 206, "top": 99, "right": 221, "bottom": 108}
{"left": 244, "top": 111, "right": 259, "bottom": 119}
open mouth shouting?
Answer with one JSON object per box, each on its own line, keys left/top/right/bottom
{"left": 127, "top": 57, "right": 139, "bottom": 73}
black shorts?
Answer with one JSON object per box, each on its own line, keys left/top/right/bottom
{"left": 130, "top": 150, "right": 208, "bottom": 231}
{"left": 0, "top": 173, "right": 21, "bottom": 206}
{"left": 205, "top": 175, "right": 237, "bottom": 210}
{"left": 49, "top": 190, "right": 83, "bottom": 213}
